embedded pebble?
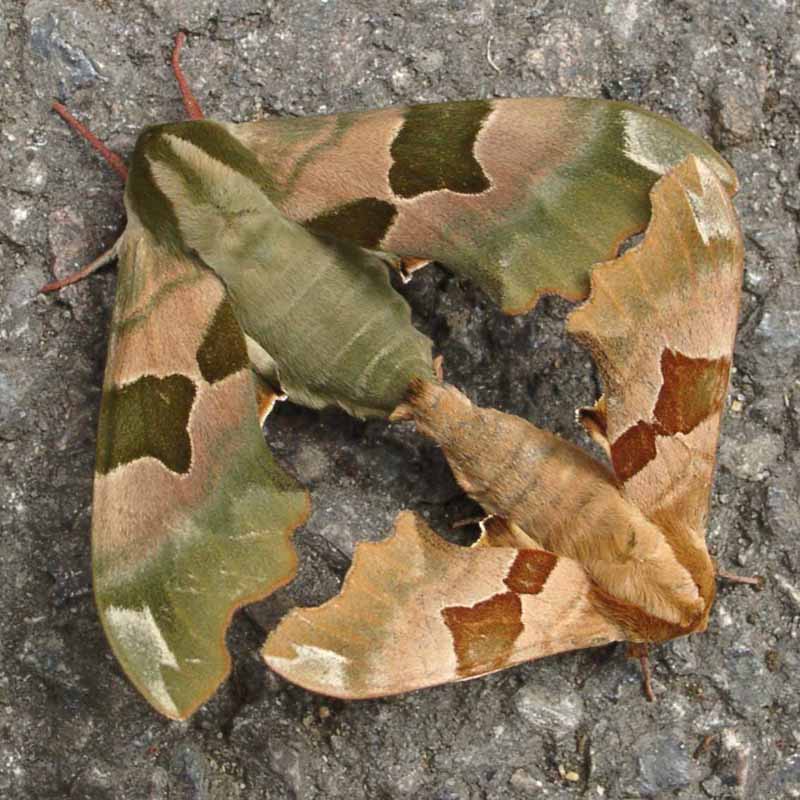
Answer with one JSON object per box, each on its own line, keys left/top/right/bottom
{"left": 514, "top": 681, "right": 584, "bottom": 738}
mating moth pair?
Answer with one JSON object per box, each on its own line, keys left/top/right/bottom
{"left": 46, "top": 34, "right": 750, "bottom": 719}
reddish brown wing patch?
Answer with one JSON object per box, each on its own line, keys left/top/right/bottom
{"left": 610, "top": 420, "right": 658, "bottom": 483}
{"left": 653, "top": 350, "right": 730, "bottom": 435}
{"left": 610, "top": 349, "right": 730, "bottom": 482}
{"left": 441, "top": 592, "right": 523, "bottom": 677}
{"left": 503, "top": 550, "right": 557, "bottom": 594}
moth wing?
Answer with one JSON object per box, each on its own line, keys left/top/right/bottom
{"left": 232, "top": 98, "right": 737, "bottom": 314}
{"left": 567, "top": 155, "right": 744, "bottom": 539}
{"left": 262, "top": 512, "right": 623, "bottom": 699}
{"left": 92, "top": 221, "right": 309, "bottom": 719}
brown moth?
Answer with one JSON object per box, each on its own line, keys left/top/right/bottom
{"left": 263, "top": 155, "right": 753, "bottom": 699}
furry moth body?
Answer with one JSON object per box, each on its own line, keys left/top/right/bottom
{"left": 52, "top": 35, "right": 741, "bottom": 717}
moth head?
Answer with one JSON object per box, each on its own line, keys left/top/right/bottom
{"left": 124, "top": 120, "right": 277, "bottom": 255}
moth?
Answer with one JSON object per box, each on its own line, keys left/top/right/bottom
{"left": 263, "top": 156, "right": 756, "bottom": 701}
{"left": 47, "top": 33, "right": 742, "bottom": 718}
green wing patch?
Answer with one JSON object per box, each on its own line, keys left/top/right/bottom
{"left": 389, "top": 101, "right": 493, "bottom": 198}
{"left": 95, "top": 374, "right": 196, "bottom": 475}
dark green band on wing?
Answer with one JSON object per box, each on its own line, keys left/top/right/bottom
{"left": 389, "top": 101, "right": 492, "bottom": 199}
{"left": 197, "top": 298, "right": 249, "bottom": 385}
{"left": 96, "top": 374, "right": 196, "bottom": 475}
{"left": 305, "top": 197, "right": 398, "bottom": 248}
{"left": 127, "top": 127, "right": 184, "bottom": 252}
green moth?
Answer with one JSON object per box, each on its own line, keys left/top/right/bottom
{"left": 46, "top": 33, "right": 737, "bottom": 719}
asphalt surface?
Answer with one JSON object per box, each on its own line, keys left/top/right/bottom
{"left": 1, "top": 1, "right": 799, "bottom": 797}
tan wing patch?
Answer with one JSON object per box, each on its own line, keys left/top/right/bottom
{"left": 234, "top": 108, "right": 405, "bottom": 220}
{"left": 382, "top": 98, "right": 581, "bottom": 256}
{"left": 93, "top": 366, "right": 260, "bottom": 566}
{"left": 108, "top": 230, "right": 220, "bottom": 384}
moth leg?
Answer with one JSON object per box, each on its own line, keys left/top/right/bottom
{"left": 450, "top": 515, "right": 484, "bottom": 529}
{"left": 716, "top": 569, "right": 765, "bottom": 589}
{"left": 43, "top": 104, "right": 128, "bottom": 293}
{"left": 628, "top": 642, "right": 656, "bottom": 702}
{"left": 171, "top": 32, "right": 204, "bottom": 120}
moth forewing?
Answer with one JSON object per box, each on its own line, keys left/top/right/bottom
{"left": 91, "top": 217, "right": 310, "bottom": 719}
{"left": 233, "top": 98, "right": 738, "bottom": 315}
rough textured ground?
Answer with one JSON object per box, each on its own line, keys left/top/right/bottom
{"left": 1, "top": 0, "right": 799, "bottom": 797}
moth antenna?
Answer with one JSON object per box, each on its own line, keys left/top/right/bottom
{"left": 39, "top": 239, "right": 121, "bottom": 295}
{"left": 52, "top": 102, "right": 128, "bottom": 181}
{"left": 172, "top": 32, "right": 204, "bottom": 120}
